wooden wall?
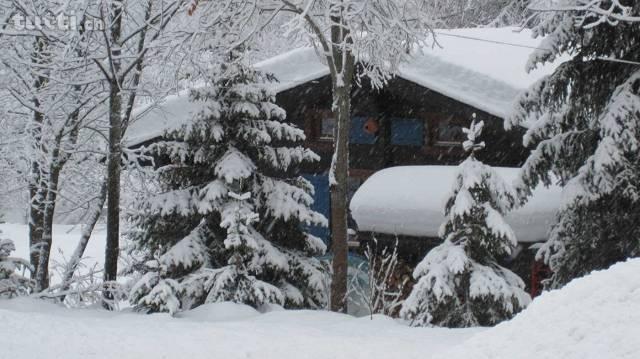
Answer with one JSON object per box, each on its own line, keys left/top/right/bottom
{"left": 276, "top": 74, "right": 529, "bottom": 179}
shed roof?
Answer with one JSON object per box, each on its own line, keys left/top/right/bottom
{"left": 126, "top": 27, "right": 563, "bottom": 145}
{"left": 349, "top": 166, "right": 562, "bottom": 243}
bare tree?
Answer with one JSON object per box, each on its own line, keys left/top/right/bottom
{"left": 0, "top": 0, "right": 108, "bottom": 291}
{"left": 349, "top": 238, "right": 406, "bottom": 318}
{"left": 89, "top": 0, "right": 192, "bottom": 307}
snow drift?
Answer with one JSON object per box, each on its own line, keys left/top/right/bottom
{"left": 438, "top": 258, "right": 640, "bottom": 359}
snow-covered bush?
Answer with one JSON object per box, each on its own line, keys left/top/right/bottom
{"left": 401, "top": 118, "right": 530, "bottom": 327}
{"left": 349, "top": 238, "right": 406, "bottom": 318}
{"left": 128, "top": 50, "right": 329, "bottom": 314}
{"left": 0, "top": 236, "right": 32, "bottom": 298}
{"left": 507, "top": 1, "right": 640, "bottom": 288}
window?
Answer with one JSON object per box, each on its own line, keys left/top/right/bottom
{"left": 435, "top": 115, "right": 466, "bottom": 145}
{"left": 319, "top": 116, "right": 335, "bottom": 140}
{"left": 350, "top": 117, "right": 378, "bottom": 144}
{"left": 391, "top": 118, "right": 424, "bottom": 146}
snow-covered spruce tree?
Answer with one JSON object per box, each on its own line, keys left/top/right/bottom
{"left": 508, "top": 1, "right": 640, "bottom": 288}
{"left": 128, "top": 51, "right": 328, "bottom": 314}
{"left": 0, "top": 235, "right": 32, "bottom": 298}
{"left": 401, "top": 118, "right": 531, "bottom": 327}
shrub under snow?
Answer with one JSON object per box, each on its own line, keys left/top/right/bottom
{"left": 0, "top": 237, "right": 32, "bottom": 298}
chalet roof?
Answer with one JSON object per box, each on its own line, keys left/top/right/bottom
{"left": 126, "top": 27, "right": 563, "bottom": 145}
{"left": 349, "top": 166, "right": 563, "bottom": 243}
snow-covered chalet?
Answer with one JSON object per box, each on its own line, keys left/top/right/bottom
{"left": 127, "top": 27, "right": 564, "bottom": 296}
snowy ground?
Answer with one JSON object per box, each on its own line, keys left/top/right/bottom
{"left": 2, "top": 223, "right": 639, "bottom": 359}
{"left": 0, "top": 299, "right": 479, "bottom": 359}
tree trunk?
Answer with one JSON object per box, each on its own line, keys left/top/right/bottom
{"left": 329, "top": 83, "right": 353, "bottom": 312}
{"left": 31, "top": 16, "right": 88, "bottom": 291}
{"left": 329, "top": 12, "right": 355, "bottom": 312}
{"left": 103, "top": 1, "right": 124, "bottom": 309}
{"left": 104, "top": 83, "right": 122, "bottom": 307}
{"left": 30, "top": 96, "right": 83, "bottom": 291}
{"left": 34, "top": 163, "right": 61, "bottom": 291}
{"left": 28, "top": 36, "right": 48, "bottom": 279}
{"left": 29, "top": 179, "right": 44, "bottom": 278}
{"left": 61, "top": 180, "right": 107, "bottom": 301}
{"left": 33, "top": 100, "right": 82, "bottom": 291}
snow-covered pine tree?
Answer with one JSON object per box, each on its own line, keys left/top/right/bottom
{"left": 0, "top": 235, "right": 32, "bottom": 298}
{"left": 128, "top": 50, "right": 328, "bottom": 314}
{"left": 507, "top": 1, "right": 640, "bottom": 288}
{"left": 401, "top": 116, "right": 531, "bottom": 327}
{"left": 183, "top": 191, "right": 285, "bottom": 307}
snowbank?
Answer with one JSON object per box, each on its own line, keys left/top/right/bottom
{"left": 125, "top": 28, "right": 564, "bottom": 145}
{"left": 1, "top": 260, "right": 636, "bottom": 358}
{"left": 349, "top": 166, "right": 562, "bottom": 243}
{"left": 177, "top": 302, "right": 260, "bottom": 322}
{"left": 0, "top": 298, "right": 479, "bottom": 359}
{"left": 437, "top": 258, "right": 640, "bottom": 359}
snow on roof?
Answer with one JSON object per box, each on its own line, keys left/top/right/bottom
{"left": 400, "top": 27, "right": 560, "bottom": 119}
{"left": 255, "top": 47, "right": 330, "bottom": 93}
{"left": 349, "top": 166, "right": 562, "bottom": 243}
{"left": 125, "top": 27, "right": 562, "bottom": 145}
{"left": 125, "top": 48, "right": 330, "bottom": 146}
{"left": 126, "top": 88, "right": 196, "bottom": 146}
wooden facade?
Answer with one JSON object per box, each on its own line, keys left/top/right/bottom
{"left": 277, "top": 75, "right": 528, "bottom": 180}
{"left": 275, "top": 73, "right": 528, "bottom": 235}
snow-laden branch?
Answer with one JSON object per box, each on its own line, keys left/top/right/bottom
{"left": 530, "top": 0, "right": 640, "bottom": 26}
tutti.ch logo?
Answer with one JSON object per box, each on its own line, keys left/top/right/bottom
{"left": 3, "top": 11, "right": 105, "bottom": 31}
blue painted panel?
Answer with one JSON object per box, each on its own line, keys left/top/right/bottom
{"left": 391, "top": 118, "right": 424, "bottom": 146}
{"left": 303, "top": 174, "right": 330, "bottom": 243}
{"left": 350, "top": 117, "right": 377, "bottom": 144}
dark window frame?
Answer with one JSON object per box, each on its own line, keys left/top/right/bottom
{"left": 434, "top": 114, "right": 467, "bottom": 147}
{"left": 319, "top": 116, "right": 336, "bottom": 141}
